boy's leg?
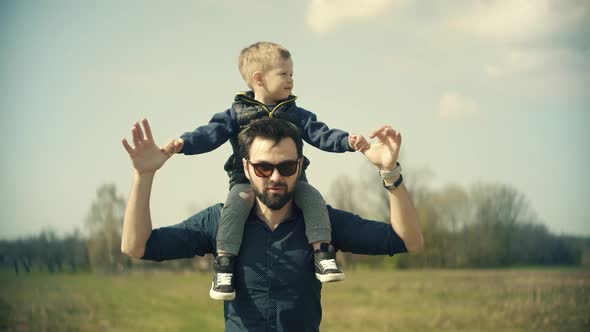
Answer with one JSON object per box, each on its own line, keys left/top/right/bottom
{"left": 294, "top": 181, "right": 345, "bottom": 283}
{"left": 210, "top": 183, "right": 254, "bottom": 301}
{"left": 217, "top": 183, "right": 254, "bottom": 255}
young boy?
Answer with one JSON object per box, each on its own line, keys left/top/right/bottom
{"left": 175, "top": 42, "right": 368, "bottom": 300}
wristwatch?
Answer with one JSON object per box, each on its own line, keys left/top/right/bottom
{"left": 379, "top": 162, "right": 401, "bottom": 178}
{"left": 383, "top": 174, "right": 403, "bottom": 191}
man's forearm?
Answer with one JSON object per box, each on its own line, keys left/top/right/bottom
{"left": 388, "top": 183, "right": 423, "bottom": 252}
{"left": 121, "top": 172, "right": 155, "bottom": 258}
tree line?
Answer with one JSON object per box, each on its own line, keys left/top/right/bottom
{"left": 0, "top": 184, "right": 211, "bottom": 274}
{"left": 328, "top": 164, "right": 588, "bottom": 269}
{"left": 1, "top": 172, "right": 588, "bottom": 274}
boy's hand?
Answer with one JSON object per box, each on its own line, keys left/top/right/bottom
{"left": 349, "top": 134, "right": 370, "bottom": 152}
{"left": 162, "top": 138, "right": 184, "bottom": 156}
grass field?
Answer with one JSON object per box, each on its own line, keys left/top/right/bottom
{"left": 1, "top": 268, "right": 589, "bottom": 331}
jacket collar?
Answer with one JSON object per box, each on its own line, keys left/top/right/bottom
{"left": 235, "top": 91, "right": 297, "bottom": 110}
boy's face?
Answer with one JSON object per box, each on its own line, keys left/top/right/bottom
{"left": 260, "top": 58, "right": 294, "bottom": 103}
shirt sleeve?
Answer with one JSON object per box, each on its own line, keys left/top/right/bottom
{"left": 328, "top": 205, "right": 408, "bottom": 256}
{"left": 298, "top": 108, "right": 353, "bottom": 153}
{"left": 141, "top": 204, "right": 221, "bottom": 262}
{"left": 179, "top": 109, "right": 236, "bottom": 155}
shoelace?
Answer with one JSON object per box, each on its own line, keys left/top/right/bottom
{"left": 216, "top": 273, "right": 233, "bottom": 286}
{"left": 319, "top": 259, "right": 338, "bottom": 270}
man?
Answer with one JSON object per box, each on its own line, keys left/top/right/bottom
{"left": 121, "top": 118, "right": 423, "bottom": 331}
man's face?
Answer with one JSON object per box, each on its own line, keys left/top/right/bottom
{"left": 243, "top": 137, "right": 301, "bottom": 210}
{"left": 261, "top": 58, "right": 294, "bottom": 103}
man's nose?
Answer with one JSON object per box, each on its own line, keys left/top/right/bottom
{"left": 269, "top": 167, "right": 283, "bottom": 181}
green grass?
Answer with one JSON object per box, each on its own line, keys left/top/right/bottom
{"left": 1, "top": 268, "right": 589, "bottom": 331}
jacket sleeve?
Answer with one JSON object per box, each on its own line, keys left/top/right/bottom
{"left": 179, "top": 109, "right": 236, "bottom": 155}
{"left": 298, "top": 108, "right": 354, "bottom": 153}
{"left": 328, "top": 205, "right": 408, "bottom": 256}
{"left": 141, "top": 204, "right": 221, "bottom": 261}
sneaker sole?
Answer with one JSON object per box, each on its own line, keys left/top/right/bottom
{"left": 209, "top": 282, "right": 236, "bottom": 301}
{"left": 315, "top": 272, "right": 345, "bottom": 283}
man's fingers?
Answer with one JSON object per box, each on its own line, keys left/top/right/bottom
{"left": 369, "top": 126, "right": 389, "bottom": 139}
{"left": 136, "top": 121, "right": 146, "bottom": 142}
{"left": 122, "top": 138, "right": 133, "bottom": 154}
{"left": 142, "top": 118, "right": 154, "bottom": 141}
{"left": 369, "top": 126, "right": 397, "bottom": 140}
{"left": 132, "top": 124, "right": 141, "bottom": 146}
{"left": 383, "top": 126, "right": 397, "bottom": 137}
{"left": 161, "top": 140, "right": 173, "bottom": 156}
{"left": 359, "top": 140, "right": 370, "bottom": 152}
{"left": 369, "top": 129, "right": 386, "bottom": 140}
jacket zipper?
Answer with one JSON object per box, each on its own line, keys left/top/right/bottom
{"left": 237, "top": 94, "right": 297, "bottom": 118}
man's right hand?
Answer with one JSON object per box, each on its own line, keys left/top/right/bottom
{"left": 121, "top": 118, "right": 183, "bottom": 175}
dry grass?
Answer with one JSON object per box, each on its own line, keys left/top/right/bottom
{"left": 1, "top": 268, "right": 588, "bottom": 331}
{"left": 322, "top": 268, "right": 590, "bottom": 332}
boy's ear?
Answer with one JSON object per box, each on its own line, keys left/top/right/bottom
{"left": 252, "top": 71, "right": 263, "bottom": 86}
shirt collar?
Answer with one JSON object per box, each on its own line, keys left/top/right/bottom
{"left": 248, "top": 203, "right": 303, "bottom": 227}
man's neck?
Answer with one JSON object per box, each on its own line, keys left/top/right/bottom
{"left": 254, "top": 199, "right": 294, "bottom": 231}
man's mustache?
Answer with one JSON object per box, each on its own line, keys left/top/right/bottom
{"left": 264, "top": 181, "right": 287, "bottom": 190}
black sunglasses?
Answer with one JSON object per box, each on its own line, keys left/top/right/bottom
{"left": 247, "top": 159, "right": 299, "bottom": 178}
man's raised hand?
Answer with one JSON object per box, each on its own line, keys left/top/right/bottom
{"left": 121, "top": 118, "right": 183, "bottom": 175}
{"left": 362, "top": 125, "right": 402, "bottom": 171}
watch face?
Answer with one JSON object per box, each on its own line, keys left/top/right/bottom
{"left": 383, "top": 174, "right": 403, "bottom": 190}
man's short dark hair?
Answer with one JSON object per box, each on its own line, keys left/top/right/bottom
{"left": 238, "top": 118, "right": 303, "bottom": 160}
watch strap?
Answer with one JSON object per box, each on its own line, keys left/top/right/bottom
{"left": 379, "top": 162, "right": 401, "bottom": 179}
{"left": 383, "top": 174, "right": 403, "bottom": 191}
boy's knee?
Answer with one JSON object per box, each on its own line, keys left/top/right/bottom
{"left": 238, "top": 188, "right": 254, "bottom": 201}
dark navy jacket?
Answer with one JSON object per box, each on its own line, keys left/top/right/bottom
{"left": 142, "top": 204, "right": 408, "bottom": 331}
{"left": 179, "top": 92, "right": 353, "bottom": 186}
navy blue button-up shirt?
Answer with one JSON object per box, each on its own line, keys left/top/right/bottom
{"left": 142, "top": 204, "right": 407, "bottom": 331}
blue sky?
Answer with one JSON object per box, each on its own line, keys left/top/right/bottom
{"left": 1, "top": 0, "right": 588, "bottom": 239}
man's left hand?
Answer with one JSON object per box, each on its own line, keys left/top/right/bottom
{"left": 362, "top": 126, "right": 401, "bottom": 170}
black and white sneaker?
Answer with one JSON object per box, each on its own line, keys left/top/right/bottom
{"left": 314, "top": 243, "right": 345, "bottom": 283}
{"left": 209, "top": 255, "right": 236, "bottom": 301}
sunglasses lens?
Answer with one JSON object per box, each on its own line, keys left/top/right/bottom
{"left": 253, "top": 164, "right": 274, "bottom": 177}
{"left": 250, "top": 160, "right": 298, "bottom": 178}
{"left": 277, "top": 161, "right": 298, "bottom": 176}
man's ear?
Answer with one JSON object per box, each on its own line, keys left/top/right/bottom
{"left": 253, "top": 71, "right": 264, "bottom": 86}
{"left": 297, "top": 157, "right": 304, "bottom": 178}
{"left": 242, "top": 158, "right": 251, "bottom": 181}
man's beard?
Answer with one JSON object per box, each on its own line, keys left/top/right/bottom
{"left": 253, "top": 180, "right": 293, "bottom": 210}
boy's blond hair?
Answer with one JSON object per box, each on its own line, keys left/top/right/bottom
{"left": 239, "top": 42, "right": 291, "bottom": 89}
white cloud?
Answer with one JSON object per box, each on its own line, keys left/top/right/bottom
{"left": 432, "top": 1, "right": 589, "bottom": 86}
{"left": 438, "top": 92, "right": 480, "bottom": 120}
{"left": 485, "top": 48, "right": 547, "bottom": 78}
{"left": 484, "top": 47, "right": 589, "bottom": 78}
{"left": 446, "top": 0, "right": 587, "bottom": 43}
{"left": 305, "top": 0, "right": 409, "bottom": 34}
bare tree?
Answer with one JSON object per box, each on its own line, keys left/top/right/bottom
{"left": 85, "top": 183, "right": 129, "bottom": 272}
